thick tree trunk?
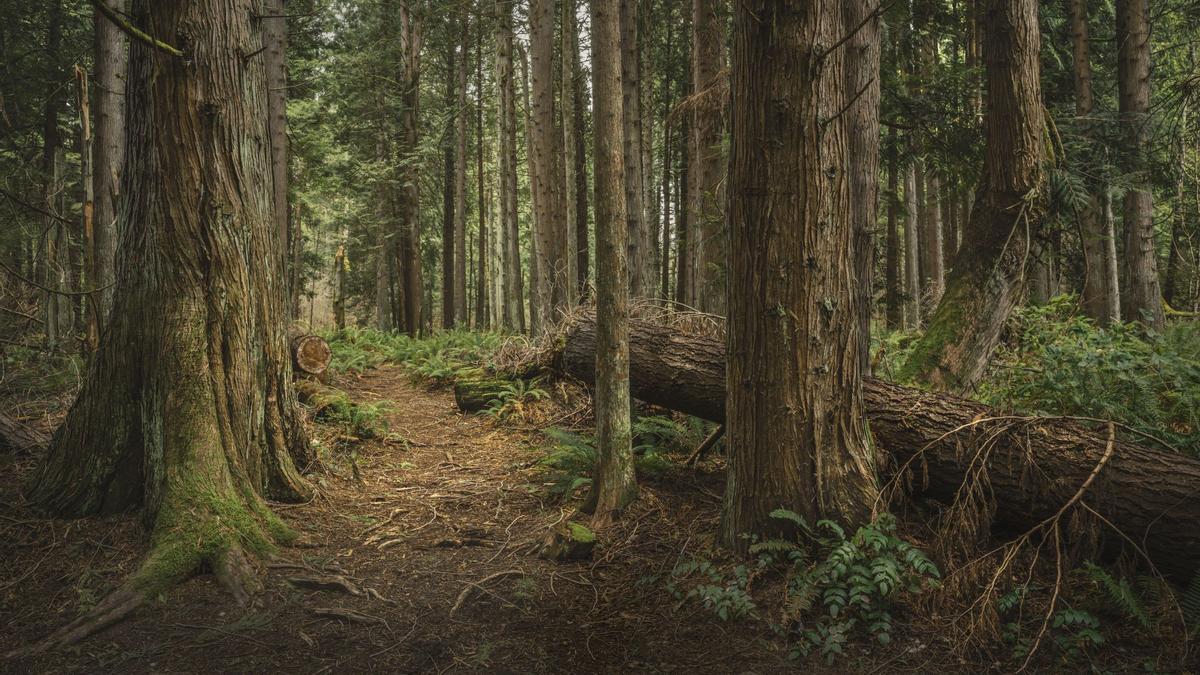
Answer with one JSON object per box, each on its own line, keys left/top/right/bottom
{"left": 586, "top": 0, "right": 636, "bottom": 526}
{"left": 1116, "top": 0, "right": 1164, "bottom": 328}
{"left": 26, "top": 0, "right": 312, "bottom": 646}
{"left": 92, "top": 0, "right": 126, "bottom": 323}
{"left": 899, "top": 0, "right": 1045, "bottom": 394}
{"left": 690, "top": 0, "right": 725, "bottom": 315}
{"left": 442, "top": 37, "right": 457, "bottom": 330}
{"left": 844, "top": 0, "right": 881, "bottom": 376}
{"left": 724, "top": 0, "right": 878, "bottom": 547}
{"left": 552, "top": 314, "right": 1200, "bottom": 580}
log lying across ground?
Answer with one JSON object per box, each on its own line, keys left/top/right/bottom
{"left": 289, "top": 328, "right": 332, "bottom": 379}
{"left": 552, "top": 314, "right": 1200, "bottom": 580}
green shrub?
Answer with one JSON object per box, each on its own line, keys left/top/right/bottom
{"left": 979, "top": 296, "right": 1200, "bottom": 453}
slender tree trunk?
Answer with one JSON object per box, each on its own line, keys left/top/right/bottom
{"left": 900, "top": 0, "right": 1046, "bottom": 394}
{"left": 442, "top": 36, "right": 457, "bottom": 330}
{"left": 620, "top": 0, "right": 647, "bottom": 298}
{"left": 40, "top": 0, "right": 65, "bottom": 348}
{"left": 75, "top": 66, "right": 99, "bottom": 352}
{"left": 264, "top": 0, "right": 292, "bottom": 318}
{"left": 519, "top": 45, "right": 542, "bottom": 334}
{"left": 454, "top": 19, "right": 469, "bottom": 326}
{"left": 904, "top": 161, "right": 921, "bottom": 328}
{"left": 92, "top": 0, "right": 126, "bottom": 324}
{"left": 397, "top": 3, "right": 424, "bottom": 337}
{"left": 475, "top": 10, "right": 489, "bottom": 329}
{"left": 496, "top": 0, "right": 523, "bottom": 332}
{"left": 1164, "top": 108, "right": 1186, "bottom": 308}
{"left": 845, "top": 0, "right": 880, "bottom": 376}
{"left": 573, "top": 49, "right": 590, "bottom": 299}
{"left": 586, "top": 0, "right": 636, "bottom": 527}
{"left": 561, "top": 0, "right": 579, "bottom": 308}
{"left": 675, "top": 116, "right": 692, "bottom": 305}
{"left": 530, "top": 0, "right": 567, "bottom": 328}
{"left": 922, "top": 170, "right": 945, "bottom": 306}
{"left": 723, "top": 0, "right": 878, "bottom": 548}
{"left": 885, "top": 128, "right": 902, "bottom": 329}
{"left": 690, "top": 0, "right": 725, "bottom": 315}
{"left": 27, "top": 0, "right": 311, "bottom": 645}
{"left": 1103, "top": 185, "right": 1121, "bottom": 321}
{"left": 1116, "top": 0, "right": 1164, "bottom": 327}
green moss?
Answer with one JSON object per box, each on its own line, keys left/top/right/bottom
{"left": 566, "top": 521, "right": 595, "bottom": 543}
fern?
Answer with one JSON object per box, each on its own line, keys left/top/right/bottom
{"left": 1081, "top": 562, "right": 1152, "bottom": 630}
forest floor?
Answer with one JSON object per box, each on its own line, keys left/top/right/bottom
{"left": 0, "top": 359, "right": 1166, "bottom": 673}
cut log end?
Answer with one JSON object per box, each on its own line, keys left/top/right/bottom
{"left": 291, "top": 334, "right": 332, "bottom": 378}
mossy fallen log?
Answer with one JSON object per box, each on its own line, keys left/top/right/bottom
{"left": 551, "top": 312, "right": 1200, "bottom": 580}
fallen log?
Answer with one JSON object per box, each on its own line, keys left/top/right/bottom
{"left": 453, "top": 374, "right": 510, "bottom": 413}
{"left": 288, "top": 327, "right": 332, "bottom": 379}
{"left": 552, "top": 313, "right": 1200, "bottom": 580}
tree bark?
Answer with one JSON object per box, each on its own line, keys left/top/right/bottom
{"left": 561, "top": 0, "right": 579, "bottom": 308}
{"left": 26, "top": 0, "right": 312, "bottom": 643}
{"left": 496, "top": 0, "right": 523, "bottom": 332}
{"left": 475, "top": 8, "right": 489, "bottom": 329}
{"left": 586, "top": 0, "right": 636, "bottom": 526}
{"left": 690, "top": 0, "right": 725, "bottom": 315}
{"left": 844, "top": 0, "right": 881, "bottom": 376}
{"left": 620, "top": 0, "right": 647, "bottom": 299}
{"left": 454, "top": 18, "right": 469, "bottom": 327}
{"left": 899, "top": 0, "right": 1045, "bottom": 394}
{"left": 904, "top": 159, "right": 921, "bottom": 328}
{"left": 1116, "top": 0, "right": 1164, "bottom": 328}
{"left": 398, "top": 2, "right": 424, "bottom": 337}
{"left": 885, "top": 128, "right": 902, "bottom": 329}
{"left": 553, "top": 314, "right": 1200, "bottom": 581}
{"left": 724, "top": 0, "right": 878, "bottom": 547}
{"left": 530, "top": 0, "right": 567, "bottom": 328}
{"left": 264, "top": 0, "right": 291, "bottom": 315}
{"left": 92, "top": 0, "right": 126, "bottom": 323}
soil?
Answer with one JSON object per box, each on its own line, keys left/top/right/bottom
{"left": 0, "top": 365, "right": 836, "bottom": 673}
{"left": 0, "top": 362, "right": 1156, "bottom": 673}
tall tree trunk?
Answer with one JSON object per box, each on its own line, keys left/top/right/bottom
{"left": 454, "top": 18, "right": 469, "bottom": 326}
{"left": 398, "top": 2, "right": 424, "bottom": 337}
{"left": 40, "top": 0, "right": 65, "bottom": 348}
{"left": 620, "top": 0, "right": 647, "bottom": 298}
{"left": 561, "top": 0, "right": 579, "bottom": 308}
{"left": 904, "top": 161, "right": 922, "bottom": 328}
{"left": 1163, "top": 108, "right": 1186, "bottom": 308}
{"left": 922, "top": 170, "right": 945, "bottom": 307}
{"left": 1116, "top": 0, "right": 1164, "bottom": 327}
{"left": 1102, "top": 185, "right": 1122, "bottom": 322}
{"left": 75, "top": 66, "right": 98, "bottom": 352}
{"left": 442, "top": 35, "right": 457, "bottom": 330}
{"left": 496, "top": 0, "right": 523, "bottom": 332}
{"left": 844, "top": 0, "right": 880, "bottom": 377}
{"left": 899, "top": 0, "right": 1046, "bottom": 394}
{"left": 92, "top": 0, "right": 126, "bottom": 324}
{"left": 1068, "top": 0, "right": 1113, "bottom": 324}
{"left": 26, "top": 0, "right": 311, "bottom": 645}
{"left": 475, "top": 8, "right": 489, "bottom": 329}
{"left": 586, "top": 0, "right": 636, "bottom": 526}
{"left": 885, "top": 128, "right": 903, "bottom": 329}
{"left": 690, "top": 0, "right": 725, "bottom": 315}
{"left": 530, "top": 0, "right": 567, "bottom": 328}
{"left": 264, "top": 0, "right": 291, "bottom": 317}
{"left": 573, "top": 41, "right": 590, "bottom": 299}
{"left": 519, "top": 45, "right": 542, "bottom": 334}
{"left": 675, "top": 115, "right": 692, "bottom": 305}
{"left": 723, "top": 0, "right": 878, "bottom": 548}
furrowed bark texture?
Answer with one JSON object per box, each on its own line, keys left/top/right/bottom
{"left": 92, "top": 0, "right": 126, "bottom": 322}
{"left": 1116, "top": 0, "right": 1164, "bottom": 328}
{"left": 587, "top": 0, "right": 636, "bottom": 524}
{"left": 724, "top": 0, "right": 878, "bottom": 547}
{"left": 27, "top": 0, "right": 312, "bottom": 520}
{"left": 899, "top": 0, "right": 1044, "bottom": 394}
{"left": 553, "top": 314, "right": 1200, "bottom": 580}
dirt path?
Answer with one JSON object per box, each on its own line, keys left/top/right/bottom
{"left": 3, "top": 365, "right": 806, "bottom": 673}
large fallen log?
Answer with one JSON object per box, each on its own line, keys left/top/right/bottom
{"left": 552, "top": 314, "right": 1200, "bottom": 580}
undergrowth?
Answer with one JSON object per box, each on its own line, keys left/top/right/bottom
{"left": 323, "top": 327, "right": 503, "bottom": 381}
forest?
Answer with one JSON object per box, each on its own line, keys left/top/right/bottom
{"left": 1, "top": 0, "right": 1199, "bottom": 671}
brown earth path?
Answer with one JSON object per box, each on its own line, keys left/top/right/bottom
{"left": 2, "top": 364, "right": 828, "bottom": 673}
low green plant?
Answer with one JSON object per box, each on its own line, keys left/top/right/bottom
{"left": 979, "top": 297, "right": 1200, "bottom": 453}
{"left": 320, "top": 397, "right": 391, "bottom": 439}
{"left": 482, "top": 378, "right": 549, "bottom": 420}
{"left": 752, "top": 511, "right": 940, "bottom": 663}
{"left": 667, "top": 559, "right": 758, "bottom": 621}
